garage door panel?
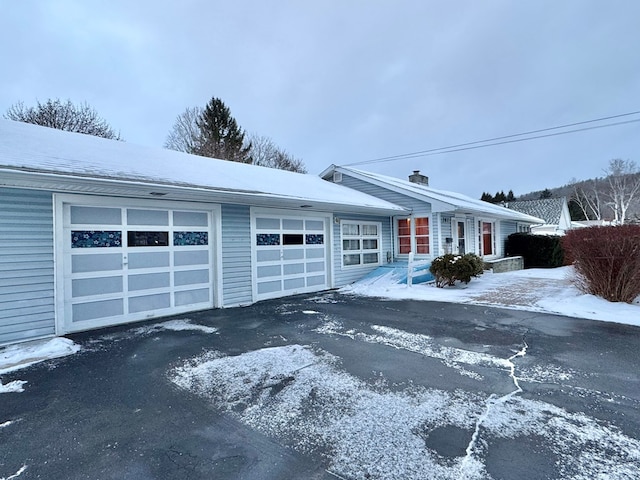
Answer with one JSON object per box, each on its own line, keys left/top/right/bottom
{"left": 129, "top": 293, "right": 171, "bottom": 313}
{"left": 128, "top": 272, "right": 170, "bottom": 291}
{"left": 128, "top": 252, "right": 170, "bottom": 269}
{"left": 72, "top": 299, "right": 124, "bottom": 322}
{"left": 174, "top": 269, "right": 209, "bottom": 286}
{"left": 72, "top": 276, "right": 123, "bottom": 297}
{"left": 61, "top": 200, "right": 216, "bottom": 333}
{"left": 72, "top": 254, "right": 122, "bottom": 273}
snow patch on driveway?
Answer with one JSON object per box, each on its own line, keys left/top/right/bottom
{"left": 170, "top": 343, "right": 640, "bottom": 479}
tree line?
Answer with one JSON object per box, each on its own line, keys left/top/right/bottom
{"left": 3, "top": 97, "right": 306, "bottom": 173}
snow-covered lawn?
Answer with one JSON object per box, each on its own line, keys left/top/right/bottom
{"left": 342, "top": 265, "right": 640, "bottom": 327}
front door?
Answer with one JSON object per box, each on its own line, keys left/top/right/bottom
{"left": 455, "top": 220, "right": 466, "bottom": 254}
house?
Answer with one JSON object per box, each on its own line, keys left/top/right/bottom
{"left": 0, "top": 120, "right": 406, "bottom": 345}
{"left": 320, "top": 166, "right": 543, "bottom": 261}
{"left": 505, "top": 197, "right": 572, "bottom": 235}
{"left": 0, "top": 120, "right": 543, "bottom": 346}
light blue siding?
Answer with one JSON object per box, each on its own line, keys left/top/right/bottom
{"left": 221, "top": 204, "right": 253, "bottom": 306}
{"left": 338, "top": 175, "right": 431, "bottom": 214}
{"left": 333, "top": 213, "right": 393, "bottom": 287}
{"left": 500, "top": 220, "right": 517, "bottom": 255}
{"left": 0, "top": 188, "right": 55, "bottom": 345}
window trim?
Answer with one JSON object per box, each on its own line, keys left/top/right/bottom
{"left": 477, "top": 219, "right": 498, "bottom": 257}
{"left": 340, "top": 220, "right": 382, "bottom": 268}
{"left": 394, "top": 215, "right": 431, "bottom": 257}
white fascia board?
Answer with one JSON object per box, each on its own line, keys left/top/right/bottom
{"left": 0, "top": 168, "right": 407, "bottom": 216}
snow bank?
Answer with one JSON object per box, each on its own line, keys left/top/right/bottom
{"left": 342, "top": 266, "right": 640, "bottom": 327}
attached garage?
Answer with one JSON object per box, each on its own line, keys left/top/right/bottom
{"left": 252, "top": 210, "right": 331, "bottom": 301}
{"left": 0, "top": 119, "right": 405, "bottom": 345}
{"left": 55, "top": 194, "right": 221, "bottom": 334}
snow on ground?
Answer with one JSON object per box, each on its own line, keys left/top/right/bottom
{"left": 132, "top": 318, "right": 218, "bottom": 335}
{"left": 0, "top": 337, "right": 80, "bottom": 394}
{"left": 341, "top": 265, "right": 640, "bottom": 327}
{"left": 171, "top": 337, "right": 640, "bottom": 479}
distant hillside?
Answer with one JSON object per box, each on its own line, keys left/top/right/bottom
{"left": 515, "top": 172, "right": 640, "bottom": 222}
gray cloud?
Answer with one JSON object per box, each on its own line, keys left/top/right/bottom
{"left": 2, "top": 0, "right": 639, "bottom": 198}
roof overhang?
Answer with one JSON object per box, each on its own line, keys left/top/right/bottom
{"left": 0, "top": 168, "right": 408, "bottom": 216}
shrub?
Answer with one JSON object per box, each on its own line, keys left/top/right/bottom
{"left": 561, "top": 225, "right": 640, "bottom": 303}
{"left": 429, "top": 253, "right": 485, "bottom": 288}
{"left": 505, "top": 233, "right": 564, "bottom": 268}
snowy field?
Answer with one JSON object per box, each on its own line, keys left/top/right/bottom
{"left": 342, "top": 265, "right": 640, "bottom": 327}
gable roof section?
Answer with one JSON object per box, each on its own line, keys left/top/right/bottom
{"left": 505, "top": 197, "right": 568, "bottom": 225}
{"left": 0, "top": 120, "right": 405, "bottom": 215}
{"left": 321, "top": 165, "right": 544, "bottom": 223}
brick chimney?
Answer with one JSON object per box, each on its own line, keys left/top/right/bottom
{"left": 408, "top": 170, "right": 429, "bottom": 186}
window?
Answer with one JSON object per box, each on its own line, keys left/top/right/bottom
{"left": 341, "top": 221, "right": 381, "bottom": 267}
{"left": 479, "top": 221, "right": 495, "bottom": 256}
{"left": 397, "top": 219, "right": 411, "bottom": 254}
{"left": 415, "top": 217, "right": 430, "bottom": 254}
{"left": 396, "top": 217, "right": 430, "bottom": 255}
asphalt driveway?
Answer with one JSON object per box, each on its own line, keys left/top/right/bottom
{"left": 2, "top": 292, "right": 639, "bottom": 479}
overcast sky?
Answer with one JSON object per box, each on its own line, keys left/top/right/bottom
{"left": 2, "top": 1, "right": 639, "bottom": 198}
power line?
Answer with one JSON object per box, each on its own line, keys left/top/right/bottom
{"left": 345, "top": 110, "right": 640, "bottom": 167}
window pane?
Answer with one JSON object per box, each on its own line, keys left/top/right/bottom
{"left": 362, "top": 224, "right": 378, "bottom": 235}
{"left": 283, "top": 234, "right": 304, "bottom": 245}
{"left": 415, "top": 217, "right": 429, "bottom": 235}
{"left": 343, "top": 239, "right": 360, "bottom": 250}
{"left": 343, "top": 254, "right": 361, "bottom": 266}
{"left": 71, "top": 206, "right": 121, "bottom": 225}
{"left": 416, "top": 238, "right": 429, "bottom": 254}
{"left": 362, "top": 239, "right": 378, "bottom": 250}
{"left": 363, "top": 253, "right": 378, "bottom": 264}
{"left": 127, "top": 231, "right": 169, "bottom": 247}
{"left": 397, "top": 219, "right": 411, "bottom": 236}
{"left": 343, "top": 223, "right": 359, "bottom": 235}
{"left": 399, "top": 236, "right": 411, "bottom": 254}
{"left": 127, "top": 209, "right": 168, "bottom": 226}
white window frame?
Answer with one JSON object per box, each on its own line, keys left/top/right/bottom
{"left": 477, "top": 219, "right": 498, "bottom": 257}
{"left": 394, "top": 215, "right": 432, "bottom": 257}
{"left": 340, "top": 220, "right": 382, "bottom": 268}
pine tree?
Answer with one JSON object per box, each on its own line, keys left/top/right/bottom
{"left": 494, "top": 191, "right": 507, "bottom": 203}
{"left": 480, "top": 192, "right": 494, "bottom": 202}
{"left": 194, "top": 97, "right": 251, "bottom": 163}
{"left": 506, "top": 190, "right": 516, "bottom": 202}
{"left": 539, "top": 188, "right": 553, "bottom": 199}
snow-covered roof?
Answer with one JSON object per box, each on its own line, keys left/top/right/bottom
{"left": 321, "top": 165, "right": 544, "bottom": 223}
{"left": 0, "top": 120, "right": 406, "bottom": 215}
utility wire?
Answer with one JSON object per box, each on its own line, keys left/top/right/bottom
{"left": 345, "top": 110, "right": 640, "bottom": 167}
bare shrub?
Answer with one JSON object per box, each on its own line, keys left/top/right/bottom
{"left": 562, "top": 225, "right": 640, "bottom": 303}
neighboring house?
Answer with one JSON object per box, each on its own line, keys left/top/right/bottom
{"left": 0, "top": 120, "right": 405, "bottom": 345}
{"left": 505, "top": 197, "right": 572, "bottom": 235}
{"left": 320, "top": 166, "right": 543, "bottom": 262}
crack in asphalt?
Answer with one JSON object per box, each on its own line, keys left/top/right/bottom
{"left": 458, "top": 338, "right": 528, "bottom": 477}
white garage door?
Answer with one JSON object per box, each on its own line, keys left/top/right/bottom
{"left": 253, "top": 212, "right": 330, "bottom": 301}
{"left": 58, "top": 198, "right": 216, "bottom": 333}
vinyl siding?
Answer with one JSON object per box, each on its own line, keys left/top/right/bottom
{"left": 333, "top": 213, "right": 393, "bottom": 287}
{"left": 500, "top": 220, "right": 517, "bottom": 256}
{"left": 0, "top": 188, "right": 55, "bottom": 345}
{"left": 338, "top": 175, "right": 431, "bottom": 215}
{"left": 221, "top": 203, "right": 253, "bottom": 306}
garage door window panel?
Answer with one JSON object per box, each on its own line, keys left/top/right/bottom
{"left": 72, "top": 231, "right": 122, "bottom": 248}
{"left": 127, "top": 209, "right": 169, "bottom": 226}
{"left": 71, "top": 206, "right": 122, "bottom": 225}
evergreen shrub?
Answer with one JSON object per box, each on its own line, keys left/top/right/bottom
{"left": 505, "top": 233, "right": 564, "bottom": 268}
{"left": 429, "top": 253, "right": 484, "bottom": 288}
{"left": 561, "top": 225, "right": 640, "bottom": 303}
